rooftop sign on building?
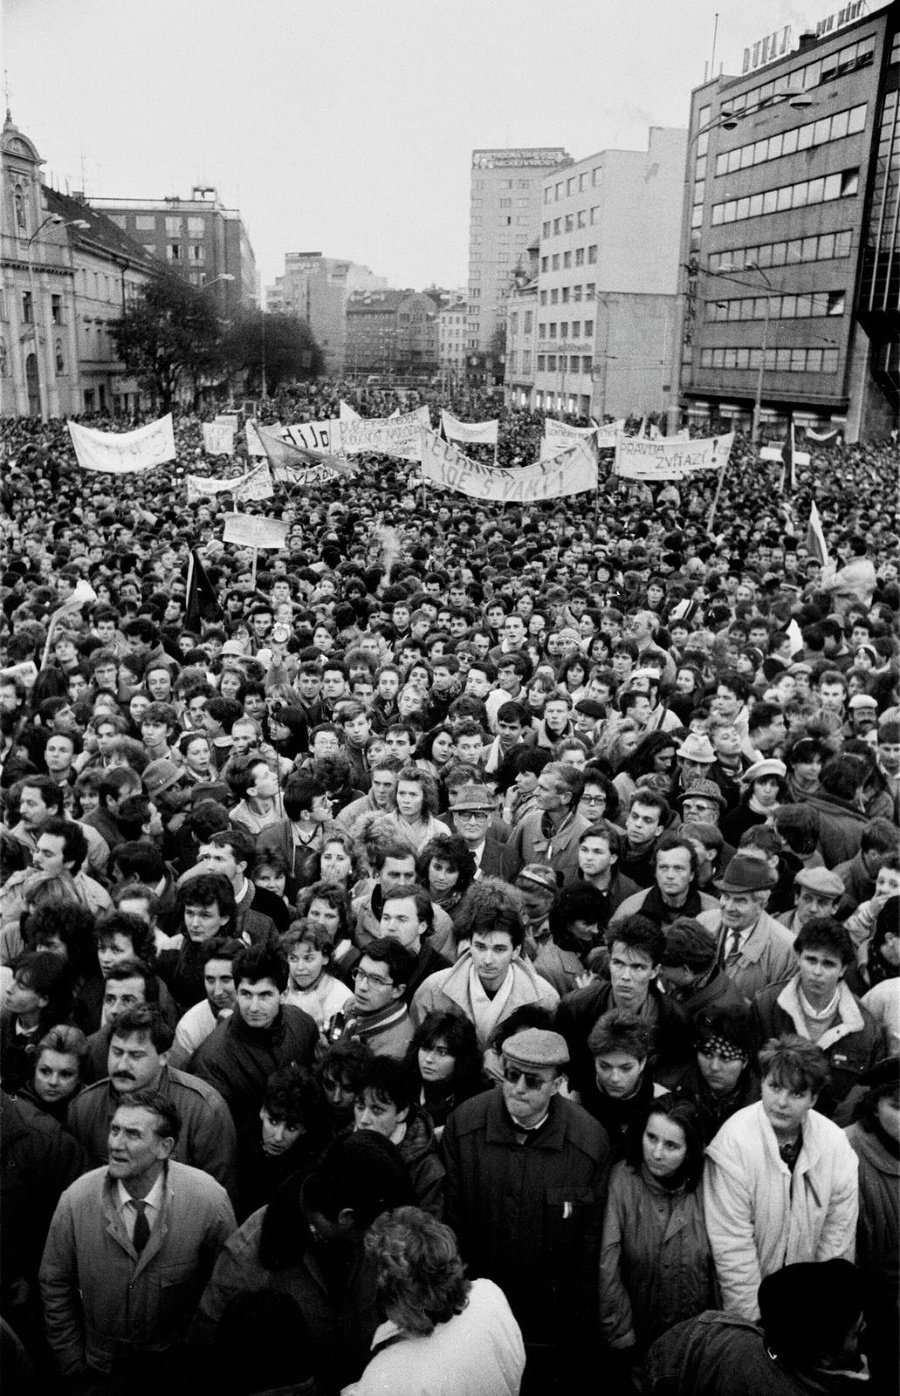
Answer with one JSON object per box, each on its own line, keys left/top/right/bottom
{"left": 815, "top": 0, "right": 865, "bottom": 37}
{"left": 472, "top": 149, "right": 569, "bottom": 169}
{"left": 742, "top": 24, "right": 792, "bottom": 73}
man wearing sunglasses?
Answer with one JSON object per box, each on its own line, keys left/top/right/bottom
{"left": 443, "top": 1026, "right": 609, "bottom": 1395}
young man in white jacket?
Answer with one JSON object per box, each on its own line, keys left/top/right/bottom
{"left": 703, "top": 1033, "right": 858, "bottom": 1322}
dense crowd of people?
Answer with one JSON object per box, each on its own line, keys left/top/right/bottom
{"left": 0, "top": 385, "right": 898, "bottom": 1396}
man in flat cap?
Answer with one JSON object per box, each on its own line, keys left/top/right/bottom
{"left": 442, "top": 1027, "right": 610, "bottom": 1394}
{"left": 776, "top": 866, "right": 845, "bottom": 937}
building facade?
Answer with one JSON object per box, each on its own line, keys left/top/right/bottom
{"left": 438, "top": 300, "right": 469, "bottom": 383}
{"left": 90, "top": 187, "right": 258, "bottom": 316}
{"left": 1, "top": 114, "right": 79, "bottom": 418}
{"left": 345, "top": 289, "right": 439, "bottom": 377}
{"left": 266, "top": 254, "right": 387, "bottom": 375}
{"left": 467, "top": 147, "right": 571, "bottom": 360}
{"left": 523, "top": 127, "right": 687, "bottom": 419}
{"left": 677, "top": 6, "right": 899, "bottom": 441}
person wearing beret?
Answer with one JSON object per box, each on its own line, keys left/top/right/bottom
{"left": 441, "top": 1028, "right": 610, "bottom": 1394}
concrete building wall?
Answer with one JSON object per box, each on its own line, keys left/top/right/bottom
{"left": 468, "top": 147, "right": 571, "bottom": 357}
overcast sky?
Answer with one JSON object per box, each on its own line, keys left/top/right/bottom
{"left": 5, "top": 0, "right": 887, "bottom": 295}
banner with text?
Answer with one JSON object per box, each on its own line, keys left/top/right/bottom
{"left": 187, "top": 463, "right": 273, "bottom": 503}
{"left": 596, "top": 420, "right": 625, "bottom": 448}
{"left": 614, "top": 432, "right": 734, "bottom": 481}
{"left": 440, "top": 410, "right": 499, "bottom": 446}
{"left": 203, "top": 423, "right": 235, "bottom": 456}
{"left": 420, "top": 429, "right": 597, "bottom": 502}
{"left": 67, "top": 414, "right": 175, "bottom": 474}
{"left": 222, "top": 513, "right": 289, "bottom": 550}
{"left": 282, "top": 419, "right": 342, "bottom": 453}
{"left": 341, "top": 407, "right": 430, "bottom": 460}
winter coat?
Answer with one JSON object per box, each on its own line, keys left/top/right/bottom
{"left": 394, "top": 1105, "right": 446, "bottom": 1218}
{"left": 442, "top": 1087, "right": 609, "bottom": 1347}
{"left": 39, "top": 1161, "right": 235, "bottom": 1376}
{"left": 503, "top": 807, "right": 593, "bottom": 885}
{"left": 696, "top": 907, "right": 797, "bottom": 1004}
{"left": 668, "top": 1063, "right": 761, "bottom": 1144}
{"left": 609, "top": 883, "right": 719, "bottom": 931}
{"left": 191, "top": 1006, "right": 318, "bottom": 1129}
{"left": 191, "top": 1201, "right": 382, "bottom": 1390}
{"left": 796, "top": 790, "right": 870, "bottom": 867}
{"left": 67, "top": 1066, "right": 238, "bottom": 1201}
{"left": 555, "top": 978, "right": 693, "bottom": 1098}
{"left": 845, "top": 1120, "right": 899, "bottom": 1387}
{"left": 410, "top": 950, "right": 559, "bottom": 1050}
{"left": 344, "top": 1278, "right": 525, "bottom": 1396}
{"left": 600, "top": 1162, "right": 716, "bottom": 1350}
{"left": 752, "top": 977, "right": 885, "bottom": 1122}
{"left": 704, "top": 1101, "right": 858, "bottom": 1321}
{"left": 0, "top": 1091, "right": 86, "bottom": 1317}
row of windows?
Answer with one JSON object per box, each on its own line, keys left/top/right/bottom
{"left": 509, "top": 312, "right": 535, "bottom": 335}
{"left": 707, "top": 290, "right": 846, "bottom": 322}
{"left": 472, "top": 179, "right": 534, "bottom": 190}
{"left": 166, "top": 243, "right": 206, "bottom": 263}
{"left": 541, "top": 283, "right": 598, "bottom": 306}
{"left": 538, "top": 320, "right": 595, "bottom": 339}
{"left": 130, "top": 214, "right": 206, "bottom": 235}
{"left": 536, "top": 354, "right": 594, "bottom": 373}
{"left": 714, "top": 103, "right": 867, "bottom": 177}
{"left": 708, "top": 230, "right": 853, "bottom": 273}
{"left": 542, "top": 207, "right": 601, "bottom": 237}
{"left": 545, "top": 168, "right": 603, "bottom": 203}
{"left": 699, "top": 345, "right": 839, "bottom": 372}
{"left": 723, "top": 32, "right": 876, "bottom": 115}
{"left": 711, "top": 168, "right": 859, "bottom": 225}
{"left": 540, "top": 246, "right": 598, "bottom": 273}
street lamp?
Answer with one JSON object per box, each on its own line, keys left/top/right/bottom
{"left": 24, "top": 214, "right": 89, "bottom": 421}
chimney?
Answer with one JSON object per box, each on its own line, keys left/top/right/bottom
{"left": 797, "top": 31, "right": 817, "bottom": 52}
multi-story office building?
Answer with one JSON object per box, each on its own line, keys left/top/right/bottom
{"left": 529, "top": 127, "right": 687, "bottom": 419}
{"left": 677, "top": 5, "right": 899, "bottom": 440}
{"left": 468, "top": 147, "right": 571, "bottom": 360}
{"left": 438, "top": 300, "right": 468, "bottom": 382}
{"left": 266, "top": 254, "right": 386, "bottom": 375}
{"left": 90, "top": 187, "right": 257, "bottom": 316}
{"left": 345, "top": 289, "right": 439, "bottom": 377}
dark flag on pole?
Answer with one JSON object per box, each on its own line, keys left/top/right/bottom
{"left": 780, "top": 421, "right": 796, "bottom": 494}
{"left": 185, "top": 549, "right": 224, "bottom": 631}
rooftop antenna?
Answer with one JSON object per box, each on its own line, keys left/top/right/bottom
{"left": 710, "top": 12, "right": 719, "bottom": 79}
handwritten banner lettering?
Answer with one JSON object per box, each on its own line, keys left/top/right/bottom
{"left": 614, "top": 432, "right": 734, "bottom": 480}
{"left": 203, "top": 423, "right": 235, "bottom": 456}
{"left": 341, "top": 408, "right": 430, "bottom": 460}
{"left": 420, "top": 430, "right": 597, "bottom": 502}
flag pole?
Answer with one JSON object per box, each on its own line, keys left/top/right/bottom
{"left": 706, "top": 454, "right": 729, "bottom": 533}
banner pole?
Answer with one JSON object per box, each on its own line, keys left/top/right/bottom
{"left": 706, "top": 457, "right": 728, "bottom": 533}
{"left": 251, "top": 547, "right": 259, "bottom": 588}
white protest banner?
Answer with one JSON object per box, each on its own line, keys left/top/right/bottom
{"left": 420, "top": 430, "right": 597, "bottom": 503}
{"left": 615, "top": 433, "right": 734, "bottom": 480}
{"left": 203, "top": 423, "right": 235, "bottom": 456}
{"left": 339, "top": 400, "right": 360, "bottom": 422}
{"left": 67, "top": 414, "right": 175, "bottom": 473}
{"left": 245, "top": 420, "right": 266, "bottom": 458}
{"left": 222, "top": 513, "right": 289, "bottom": 550}
{"left": 214, "top": 413, "right": 239, "bottom": 429}
{"left": 440, "top": 410, "right": 499, "bottom": 446}
{"left": 231, "top": 461, "right": 274, "bottom": 503}
{"left": 340, "top": 408, "right": 430, "bottom": 461}
{"left": 596, "top": 420, "right": 625, "bottom": 448}
{"left": 256, "top": 424, "right": 355, "bottom": 481}
{"left": 282, "top": 419, "right": 342, "bottom": 453}
{"left": 187, "top": 473, "right": 239, "bottom": 502}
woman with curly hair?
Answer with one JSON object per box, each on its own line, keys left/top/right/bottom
{"left": 416, "top": 832, "right": 476, "bottom": 929}
{"left": 612, "top": 731, "right": 679, "bottom": 808}
{"left": 384, "top": 765, "right": 450, "bottom": 853}
{"left": 557, "top": 654, "right": 588, "bottom": 704}
{"left": 314, "top": 822, "right": 364, "bottom": 894}
{"left": 414, "top": 725, "right": 455, "bottom": 781}
{"left": 352, "top": 1207, "right": 525, "bottom": 1396}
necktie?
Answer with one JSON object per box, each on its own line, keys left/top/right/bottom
{"left": 131, "top": 1199, "right": 150, "bottom": 1254}
{"left": 725, "top": 927, "right": 742, "bottom": 962}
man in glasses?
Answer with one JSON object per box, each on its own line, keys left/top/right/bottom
{"left": 338, "top": 940, "right": 416, "bottom": 1061}
{"left": 450, "top": 783, "right": 507, "bottom": 878}
{"left": 443, "top": 1027, "right": 609, "bottom": 1394}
